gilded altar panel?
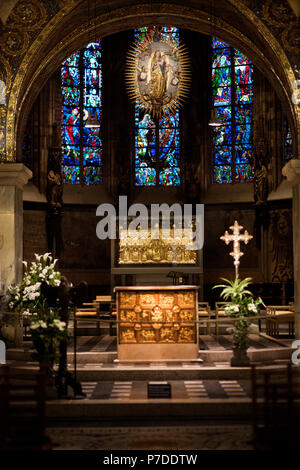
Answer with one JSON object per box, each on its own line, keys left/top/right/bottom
{"left": 118, "top": 289, "right": 197, "bottom": 345}
{"left": 177, "top": 291, "right": 195, "bottom": 308}
{"left": 119, "top": 292, "right": 136, "bottom": 308}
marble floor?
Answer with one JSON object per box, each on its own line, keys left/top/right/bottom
{"left": 47, "top": 424, "right": 255, "bottom": 450}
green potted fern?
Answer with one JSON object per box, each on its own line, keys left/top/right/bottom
{"left": 213, "top": 277, "right": 262, "bottom": 366}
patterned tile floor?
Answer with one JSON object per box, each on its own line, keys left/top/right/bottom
{"left": 79, "top": 379, "right": 250, "bottom": 400}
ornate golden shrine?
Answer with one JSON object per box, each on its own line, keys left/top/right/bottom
{"left": 118, "top": 227, "right": 197, "bottom": 265}
{"left": 116, "top": 286, "right": 197, "bottom": 344}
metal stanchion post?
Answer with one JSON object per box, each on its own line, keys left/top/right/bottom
{"left": 73, "top": 311, "right": 77, "bottom": 398}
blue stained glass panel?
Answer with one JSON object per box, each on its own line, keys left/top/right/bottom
{"left": 235, "top": 105, "right": 252, "bottom": 123}
{"left": 83, "top": 126, "right": 101, "bottom": 146}
{"left": 61, "top": 40, "right": 102, "bottom": 185}
{"left": 212, "top": 37, "right": 253, "bottom": 184}
{"left": 135, "top": 146, "right": 156, "bottom": 161}
{"left": 213, "top": 86, "right": 231, "bottom": 106}
{"left": 235, "top": 65, "right": 252, "bottom": 86}
{"left": 134, "top": 27, "right": 180, "bottom": 187}
{"left": 83, "top": 44, "right": 102, "bottom": 69}
{"left": 159, "top": 127, "right": 179, "bottom": 148}
{"left": 85, "top": 68, "right": 102, "bottom": 88}
{"left": 62, "top": 145, "right": 80, "bottom": 165}
{"left": 212, "top": 49, "right": 231, "bottom": 68}
{"left": 62, "top": 125, "right": 80, "bottom": 146}
{"left": 162, "top": 26, "right": 179, "bottom": 33}
{"left": 213, "top": 165, "right": 232, "bottom": 184}
{"left": 62, "top": 165, "right": 81, "bottom": 184}
{"left": 61, "top": 67, "right": 80, "bottom": 87}
{"left": 135, "top": 166, "right": 156, "bottom": 186}
{"left": 212, "top": 37, "right": 229, "bottom": 49}
{"left": 236, "top": 85, "right": 253, "bottom": 104}
{"left": 136, "top": 111, "right": 155, "bottom": 129}
{"left": 214, "top": 146, "right": 232, "bottom": 165}
{"left": 83, "top": 166, "right": 103, "bottom": 185}
{"left": 159, "top": 112, "right": 179, "bottom": 128}
{"left": 84, "top": 87, "right": 101, "bottom": 107}
{"left": 61, "top": 107, "right": 80, "bottom": 125}
{"left": 235, "top": 164, "right": 254, "bottom": 182}
{"left": 214, "top": 125, "right": 232, "bottom": 146}
{"left": 159, "top": 167, "right": 180, "bottom": 186}
{"left": 235, "top": 145, "right": 253, "bottom": 164}
{"left": 83, "top": 147, "right": 102, "bottom": 165}
{"left": 235, "top": 124, "right": 251, "bottom": 143}
{"left": 63, "top": 52, "right": 79, "bottom": 68}
{"left": 235, "top": 50, "right": 251, "bottom": 66}
{"left": 136, "top": 130, "right": 156, "bottom": 153}
{"left": 216, "top": 106, "right": 231, "bottom": 123}
{"left": 62, "top": 87, "right": 80, "bottom": 106}
{"left": 83, "top": 107, "right": 102, "bottom": 124}
{"left": 212, "top": 67, "right": 231, "bottom": 88}
{"left": 159, "top": 147, "right": 180, "bottom": 167}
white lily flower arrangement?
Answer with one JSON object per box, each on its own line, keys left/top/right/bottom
{"left": 7, "top": 253, "right": 68, "bottom": 362}
{"left": 8, "top": 253, "right": 61, "bottom": 313}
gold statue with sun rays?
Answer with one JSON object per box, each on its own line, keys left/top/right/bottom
{"left": 125, "top": 26, "right": 191, "bottom": 117}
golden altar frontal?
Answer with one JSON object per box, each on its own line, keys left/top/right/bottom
{"left": 114, "top": 286, "right": 199, "bottom": 361}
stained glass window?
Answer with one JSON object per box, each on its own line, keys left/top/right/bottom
{"left": 212, "top": 37, "right": 254, "bottom": 183}
{"left": 61, "top": 40, "right": 103, "bottom": 185}
{"left": 283, "top": 116, "right": 293, "bottom": 164}
{"left": 22, "top": 115, "right": 33, "bottom": 167}
{"left": 134, "top": 27, "right": 181, "bottom": 186}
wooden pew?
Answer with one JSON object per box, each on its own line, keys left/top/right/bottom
{"left": 0, "top": 365, "right": 51, "bottom": 450}
{"left": 251, "top": 364, "right": 300, "bottom": 449}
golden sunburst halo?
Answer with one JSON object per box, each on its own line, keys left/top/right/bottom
{"left": 125, "top": 27, "right": 191, "bottom": 118}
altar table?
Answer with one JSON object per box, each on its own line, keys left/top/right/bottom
{"left": 114, "top": 285, "right": 199, "bottom": 361}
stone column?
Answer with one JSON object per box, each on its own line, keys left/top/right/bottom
{"left": 0, "top": 163, "right": 32, "bottom": 289}
{"left": 283, "top": 159, "right": 300, "bottom": 338}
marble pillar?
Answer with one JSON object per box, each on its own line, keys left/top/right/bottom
{"left": 283, "top": 159, "right": 300, "bottom": 338}
{"left": 0, "top": 164, "right": 32, "bottom": 290}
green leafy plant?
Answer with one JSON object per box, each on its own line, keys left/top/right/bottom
{"left": 213, "top": 276, "right": 262, "bottom": 352}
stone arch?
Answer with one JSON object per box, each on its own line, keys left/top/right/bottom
{"left": 3, "top": 1, "right": 299, "bottom": 162}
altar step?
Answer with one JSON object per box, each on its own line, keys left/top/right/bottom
{"left": 7, "top": 346, "right": 291, "bottom": 367}
{"left": 64, "top": 346, "right": 292, "bottom": 364}
{"left": 69, "top": 361, "right": 291, "bottom": 381}
{"left": 45, "top": 395, "right": 300, "bottom": 422}
{"left": 45, "top": 398, "right": 255, "bottom": 421}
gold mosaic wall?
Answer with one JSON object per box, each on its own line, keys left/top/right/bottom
{"left": 118, "top": 289, "right": 197, "bottom": 344}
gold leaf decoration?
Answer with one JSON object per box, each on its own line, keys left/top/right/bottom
{"left": 125, "top": 26, "right": 191, "bottom": 117}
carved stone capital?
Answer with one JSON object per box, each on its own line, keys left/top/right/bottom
{"left": 0, "top": 163, "right": 32, "bottom": 189}
{"left": 282, "top": 159, "right": 300, "bottom": 185}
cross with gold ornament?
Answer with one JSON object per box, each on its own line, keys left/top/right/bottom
{"left": 220, "top": 221, "right": 253, "bottom": 277}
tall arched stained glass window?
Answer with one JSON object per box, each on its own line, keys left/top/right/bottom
{"left": 61, "top": 40, "right": 103, "bottom": 185}
{"left": 212, "top": 37, "right": 254, "bottom": 183}
{"left": 134, "top": 27, "right": 181, "bottom": 186}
